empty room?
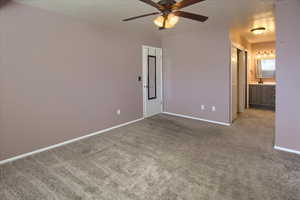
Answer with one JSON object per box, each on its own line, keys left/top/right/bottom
{"left": 0, "top": 0, "right": 299, "bottom": 199}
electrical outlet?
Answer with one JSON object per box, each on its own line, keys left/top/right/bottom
{"left": 201, "top": 105, "right": 205, "bottom": 110}
{"left": 212, "top": 106, "right": 216, "bottom": 112}
{"left": 117, "top": 109, "right": 121, "bottom": 115}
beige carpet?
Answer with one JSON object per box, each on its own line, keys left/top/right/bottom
{"left": 0, "top": 109, "right": 299, "bottom": 200}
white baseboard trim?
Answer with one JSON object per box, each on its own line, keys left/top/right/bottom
{"left": 274, "top": 146, "right": 300, "bottom": 156}
{"left": 0, "top": 118, "right": 144, "bottom": 165}
{"left": 163, "top": 112, "right": 231, "bottom": 126}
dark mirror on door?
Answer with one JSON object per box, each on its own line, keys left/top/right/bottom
{"left": 148, "top": 55, "right": 157, "bottom": 100}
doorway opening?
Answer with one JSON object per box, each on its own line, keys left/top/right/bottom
{"left": 230, "top": 41, "right": 276, "bottom": 123}
{"left": 231, "top": 45, "right": 248, "bottom": 122}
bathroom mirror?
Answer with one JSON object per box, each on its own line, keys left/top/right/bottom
{"left": 256, "top": 58, "right": 276, "bottom": 78}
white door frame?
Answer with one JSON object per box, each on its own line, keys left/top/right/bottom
{"left": 142, "top": 45, "right": 163, "bottom": 118}
{"left": 238, "top": 48, "right": 246, "bottom": 113}
{"left": 230, "top": 42, "right": 249, "bottom": 122}
{"left": 230, "top": 45, "right": 238, "bottom": 122}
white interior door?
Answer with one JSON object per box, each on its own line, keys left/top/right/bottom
{"left": 143, "top": 46, "right": 163, "bottom": 118}
{"left": 231, "top": 46, "right": 238, "bottom": 121}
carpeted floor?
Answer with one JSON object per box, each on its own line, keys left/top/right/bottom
{"left": 0, "top": 109, "right": 300, "bottom": 200}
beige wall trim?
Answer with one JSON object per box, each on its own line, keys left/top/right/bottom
{"left": 163, "top": 112, "right": 231, "bottom": 126}
{"left": 274, "top": 146, "right": 300, "bottom": 156}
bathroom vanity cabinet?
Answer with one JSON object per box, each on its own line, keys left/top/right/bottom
{"left": 249, "top": 84, "right": 276, "bottom": 110}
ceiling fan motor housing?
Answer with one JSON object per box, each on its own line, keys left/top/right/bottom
{"left": 158, "top": 0, "right": 177, "bottom": 7}
{"left": 158, "top": 0, "right": 177, "bottom": 15}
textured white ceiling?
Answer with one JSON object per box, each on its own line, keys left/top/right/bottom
{"left": 14, "top": 0, "right": 276, "bottom": 43}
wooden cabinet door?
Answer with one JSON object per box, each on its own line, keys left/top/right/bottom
{"left": 250, "top": 85, "right": 262, "bottom": 105}
{"left": 269, "top": 86, "right": 276, "bottom": 106}
{"left": 260, "top": 85, "right": 276, "bottom": 107}
{"left": 249, "top": 84, "right": 276, "bottom": 108}
{"left": 262, "top": 86, "right": 271, "bottom": 105}
{"left": 249, "top": 85, "right": 255, "bottom": 105}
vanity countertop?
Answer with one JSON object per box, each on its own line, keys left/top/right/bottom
{"left": 249, "top": 82, "right": 276, "bottom": 86}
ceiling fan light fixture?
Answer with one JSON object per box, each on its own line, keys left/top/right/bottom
{"left": 154, "top": 13, "right": 179, "bottom": 29}
{"left": 251, "top": 27, "right": 266, "bottom": 35}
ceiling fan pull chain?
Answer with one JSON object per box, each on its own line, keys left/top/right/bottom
{"left": 163, "top": 15, "right": 167, "bottom": 29}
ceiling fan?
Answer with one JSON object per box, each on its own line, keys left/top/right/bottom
{"left": 122, "top": 0, "right": 208, "bottom": 29}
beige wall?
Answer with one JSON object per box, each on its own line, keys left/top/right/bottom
{"left": 275, "top": 0, "right": 300, "bottom": 152}
{"left": 162, "top": 25, "right": 231, "bottom": 123}
{"left": 250, "top": 41, "right": 276, "bottom": 83}
{"left": 230, "top": 29, "right": 250, "bottom": 50}
{"left": 0, "top": 2, "right": 161, "bottom": 160}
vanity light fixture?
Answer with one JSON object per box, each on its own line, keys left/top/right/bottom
{"left": 256, "top": 50, "right": 276, "bottom": 59}
{"left": 251, "top": 27, "right": 266, "bottom": 35}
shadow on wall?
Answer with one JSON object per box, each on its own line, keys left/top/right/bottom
{"left": 0, "top": 0, "right": 11, "bottom": 8}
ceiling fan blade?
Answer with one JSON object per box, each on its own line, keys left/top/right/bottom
{"left": 173, "top": 11, "right": 208, "bottom": 22}
{"left": 172, "top": 0, "right": 206, "bottom": 10}
{"left": 123, "top": 12, "right": 160, "bottom": 21}
{"left": 138, "top": 0, "right": 164, "bottom": 11}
